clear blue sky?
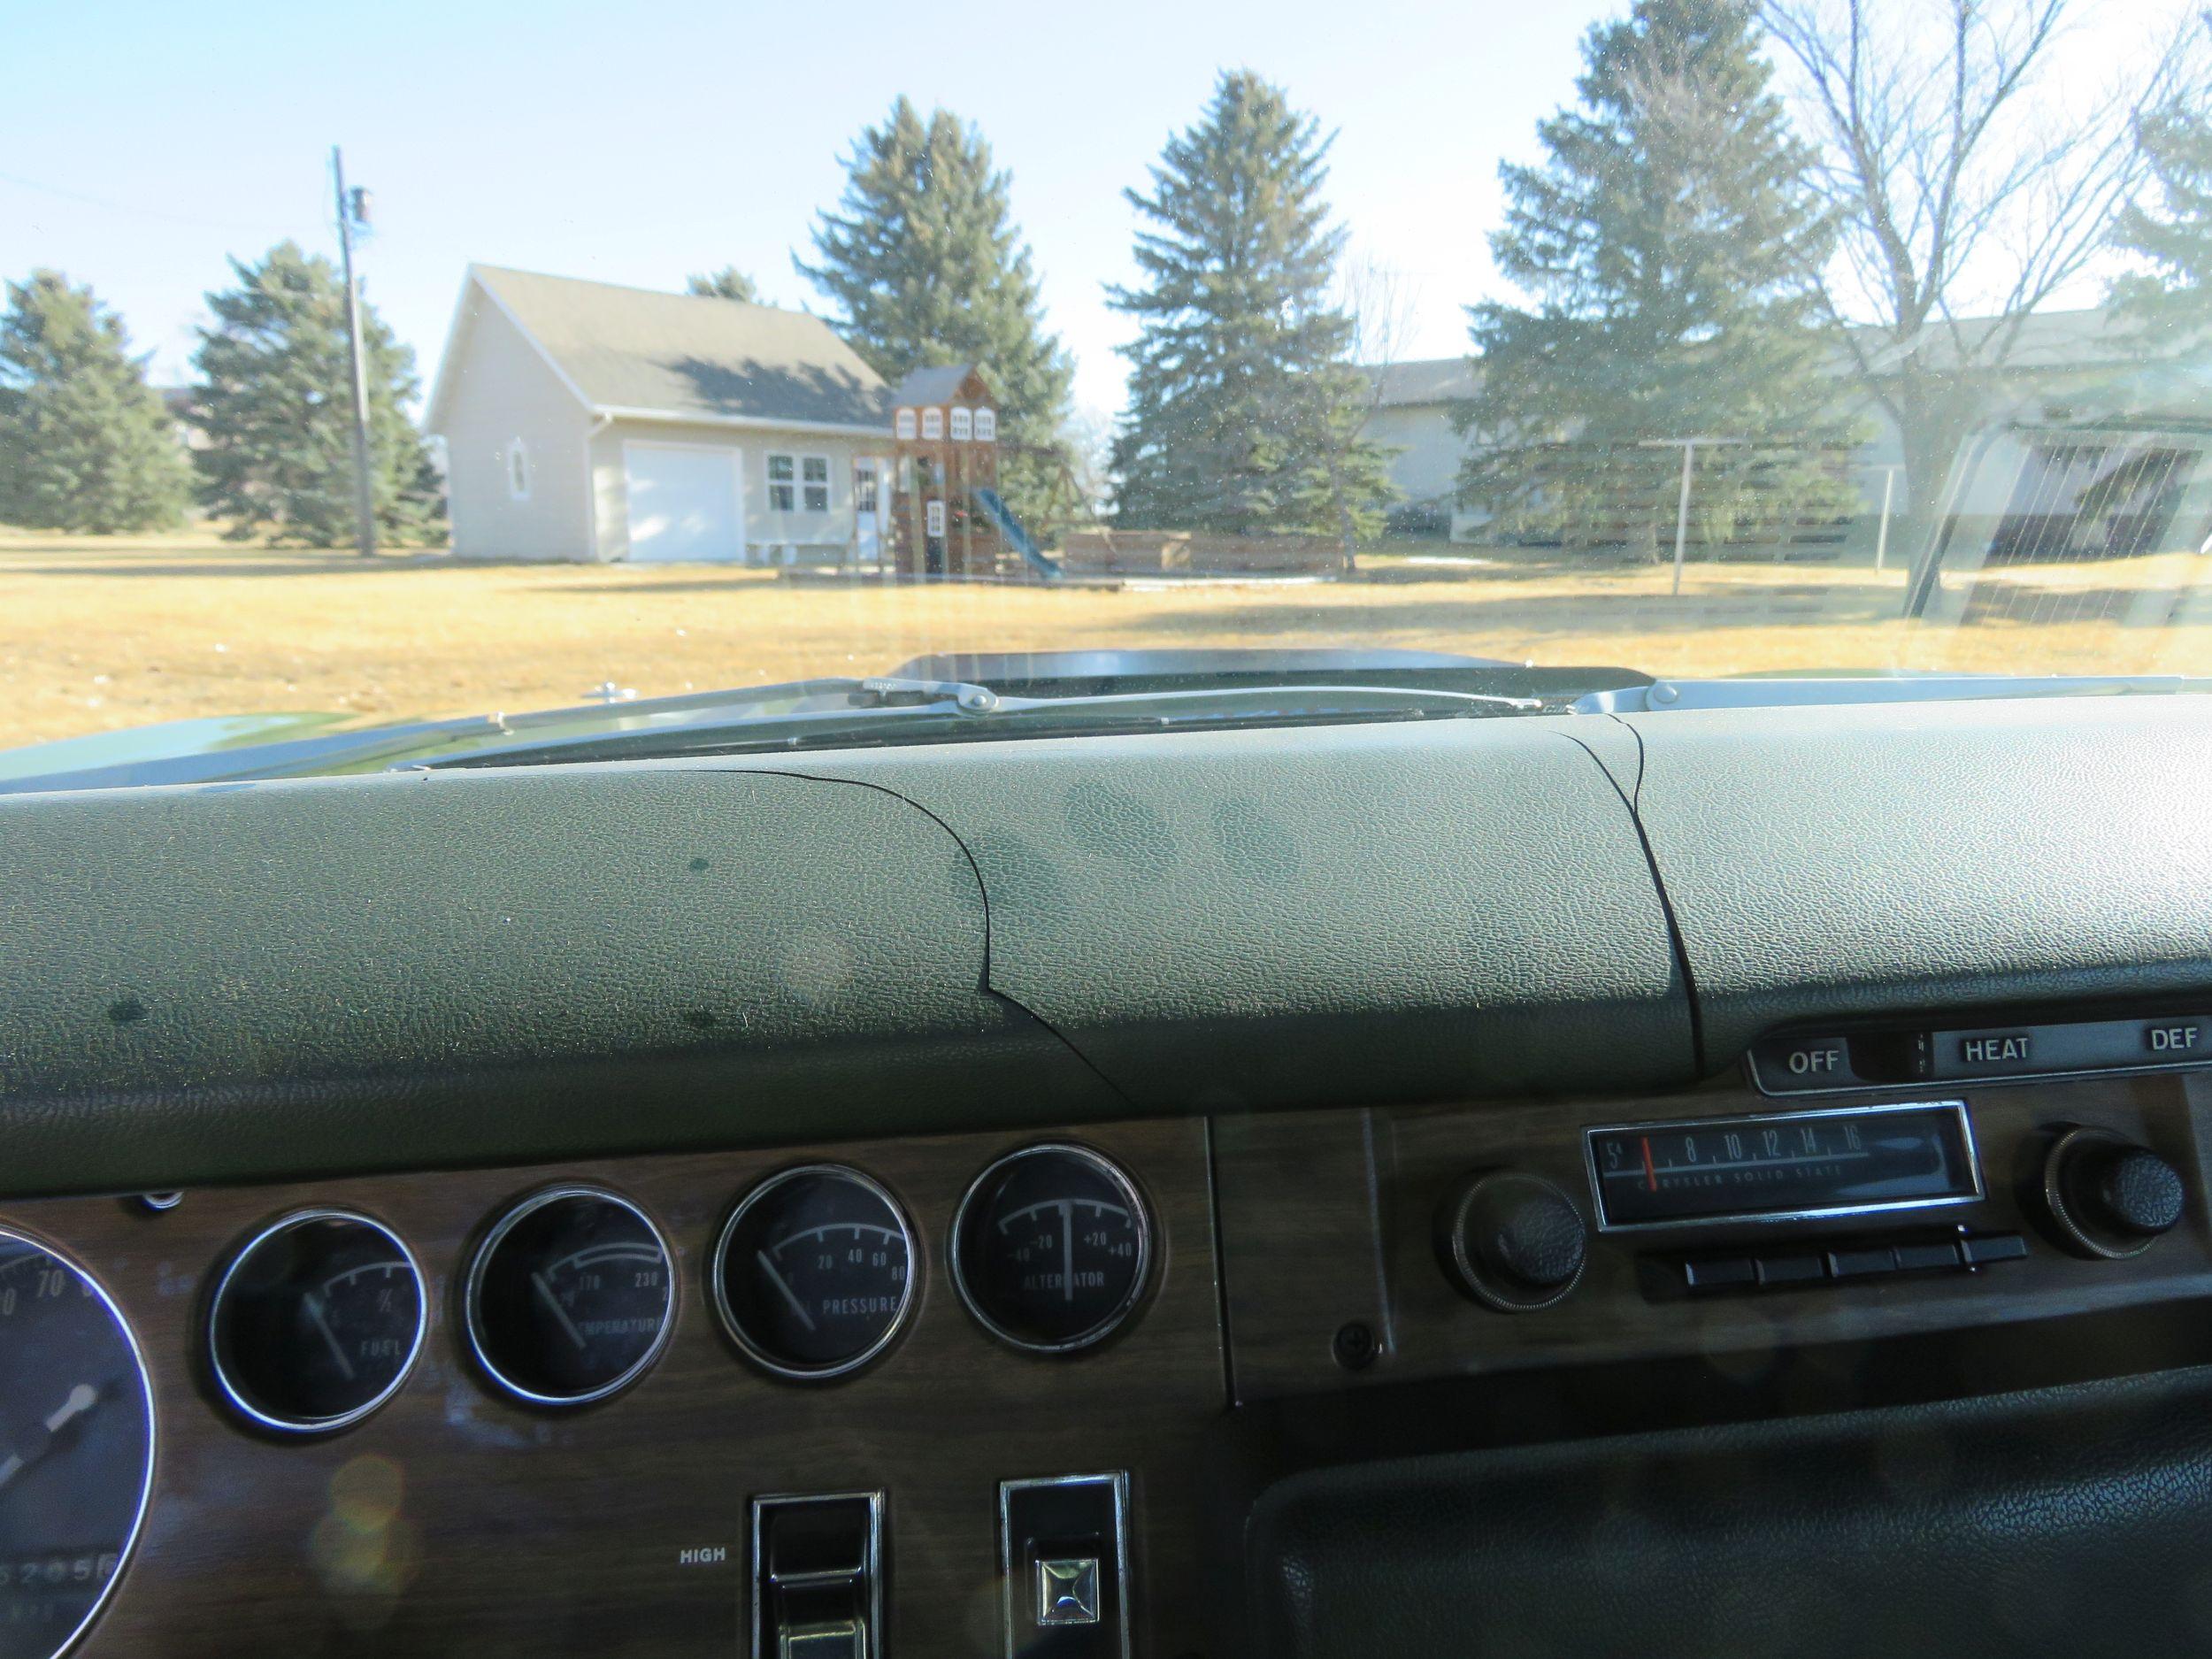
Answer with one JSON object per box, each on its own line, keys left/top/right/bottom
{"left": 3, "top": 0, "right": 2184, "bottom": 422}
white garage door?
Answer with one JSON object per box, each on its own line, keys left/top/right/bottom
{"left": 624, "top": 442, "right": 743, "bottom": 563}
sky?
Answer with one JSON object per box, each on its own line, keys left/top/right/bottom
{"left": 3, "top": 0, "right": 2193, "bottom": 426}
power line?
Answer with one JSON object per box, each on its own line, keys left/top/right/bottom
{"left": 0, "top": 169, "right": 302, "bottom": 236}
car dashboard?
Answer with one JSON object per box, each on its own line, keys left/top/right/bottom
{"left": 6, "top": 695, "right": 2212, "bottom": 1658}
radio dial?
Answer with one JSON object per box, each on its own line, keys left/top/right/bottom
{"left": 1439, "top": 1171, "right": 1588, "bottom": 1312}
{"left": 2042, "top": 1126, "right": 2185, "bottom": 1259}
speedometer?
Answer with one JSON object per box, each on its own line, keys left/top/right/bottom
{"left": 711, "top": 1166, "right": 915, "bottom": 1380}
{"left": 951, "top": 1144, "right": 1152, "bottom": 1353}
{"left": 0, "top": 1228, "right": 154, "bottom": 1659}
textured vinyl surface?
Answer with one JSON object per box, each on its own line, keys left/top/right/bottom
{"left": 1250, "top": 1362, "right": 2212, "bottom": 1659}
{"left": 0, "top": 767, "right": 1121, "bottom": 1194}
{"left": 773, "top": 718, "right": 1691, "bottom": 1110}
{"left": 1627, "top": 697, "right": 2212, "bottom": 1060}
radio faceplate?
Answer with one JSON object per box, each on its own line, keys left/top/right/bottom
{"left": 1212, "top": 1074, "right": 2212, "bottom": 1406}
{"left": 1585, "top": 1101, "right": 1981, "bottom": 1232}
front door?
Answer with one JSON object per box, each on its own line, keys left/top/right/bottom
{"left": 854, "top": 459, "right": 885, "bottom": 565}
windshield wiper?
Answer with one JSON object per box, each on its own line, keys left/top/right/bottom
{"left": 1576, "top": 674, "right": 2208, "bottom": 715}
{"left": 405, "top": 679, "right": 1555, "bottom": 772}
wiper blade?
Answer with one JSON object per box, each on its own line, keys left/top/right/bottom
{"left": 1577, "top": 674, "right": 2208, "bottom": 715}
{"left": 406, "top": 680, "right": 1555, "bottom": 772}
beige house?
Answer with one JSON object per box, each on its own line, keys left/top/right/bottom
{"left": 1363, "top": 358, "right": 1479, "bottom": 535}
{"left": 425, "top": 266, "right": 896, "bottom": 563}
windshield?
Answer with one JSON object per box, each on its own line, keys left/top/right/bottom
{"left": 3, "top": 0, "right": 2208, "bottom": 757}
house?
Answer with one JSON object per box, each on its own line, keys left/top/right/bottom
{"left": 1363, "top": 358, "right": 1479, "bottom": 536}
{"left": 1362, "top": 307, "right": 2212, "bottom": 555}
{"left": 424, "top": 266, "right": 896, "bottom": 563}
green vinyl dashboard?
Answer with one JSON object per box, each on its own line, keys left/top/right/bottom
{"left": 5, "top": 695, "right": 2212, "bottom": 1658}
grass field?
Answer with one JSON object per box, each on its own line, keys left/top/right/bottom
{"left": 3, "top": 526, "right": 2209, "bottom": 750}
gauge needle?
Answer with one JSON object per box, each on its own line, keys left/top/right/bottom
{"left": 303, "top": 1291, "right": 357, "bottom": 1382}
{"left": 1061, "top": 1201, "right": 1074, "bottom": 1304}
{"left": 0, "top": 1383, "right": 99, "bottom": 1492}
{"left": 757, "top": 1250, "right": 817, "bottom": 1333}
{"left": 532, "top": 1270, "right": 588, "bottom": 1351}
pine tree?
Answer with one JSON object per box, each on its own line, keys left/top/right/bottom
{"left": 687, "top": 267, "right": 761, "bottom": 303}
{"left": 1460, "top": 0, "right": 1855, "bottom": 555}
{"left": 1108, "top": 72, "right": 1392, "bottom": 541}
{"left": 0, "top": 271, "right": 191, "bottom": 533}
{"left": 798, "top": 97, "right": 1073, "bottom": 525}
{"left": 191, "top": 242, "right": 442, "bottom": 547}
{"left": 2114, "top": 93, "right": 2212, "bottom": 337}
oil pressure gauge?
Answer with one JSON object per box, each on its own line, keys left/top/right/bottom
{"left": 951, "top": 1144, "right": 1153, "bottom": 1354}
{"left": 712, "top": 1166, "right": 916, "bottom": 1380}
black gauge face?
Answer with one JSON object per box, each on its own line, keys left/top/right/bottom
{"left": 0, "top": 1233, "right": 153, "bottom": 1659}
{"left": 466, "top": 1188, "right": 673, "bottom": 1405}
{"left": 209, "top": 1211, "right": 425, "bottom": 1432}
{"left": 953, "top": 1145, "right": 1152, "bottom": 1353}
{"left": 713, "top": 1167, "right": 914, "bottom": 1379}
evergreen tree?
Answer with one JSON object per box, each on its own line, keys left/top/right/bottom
{"left": 2114, "top": 91, "right": 2212, "bottom": 336}
{"left": 1459, "top": 0, "right": 1856, "bottom": 555}
{"left": 798, "top": 97, "right": 1073, "bottom": 525}
{"left": 687, "top": 267, "right": 761, "bottom": 303}
{"left": 1108, "top": 72, "right": 1392, "bottom": 542}
{"left": 0, "top": 271, "right": 191, "bottom": 533}
{"left": 191, "top": 242, "right": 442, "bottom": 547}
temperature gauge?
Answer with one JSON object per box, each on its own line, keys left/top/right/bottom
{"left": 465, "top": 1187, "right": 673, "bottom": 1407}
{"left": 208, "top": 1210, "right": 426, "bottom": 1432}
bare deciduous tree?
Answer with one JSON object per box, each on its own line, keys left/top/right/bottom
{"left": 1759, "top": 0, "right": 2202, "bottom": 611}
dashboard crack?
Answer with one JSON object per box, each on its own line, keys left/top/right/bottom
{"left": 708, "top": 764, "right": 1140, "bottom": 1112}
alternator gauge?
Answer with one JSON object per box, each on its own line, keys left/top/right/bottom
{"left": 951, "top": 1144, "right": 1153, "bottom": 1354}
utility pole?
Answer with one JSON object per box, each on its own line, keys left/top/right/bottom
{"left": 332, "top": 145, "right": 376, "bottom": 558}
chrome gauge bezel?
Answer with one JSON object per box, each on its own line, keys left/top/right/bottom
{"left": 949, "top": 1142, "right": 1156, "bottom": 1356}
{"left": 463, "top": 1185, "right": 677, "bottom": 1408}
{"left": 206, "top": 1207, "right": 427, "bottom": 1434}
{"left": 710, "top": 1164, "right": 918, "bottom": 1382}
{"left": 0, "top": 1223, "right": 157, "bottom": 1659}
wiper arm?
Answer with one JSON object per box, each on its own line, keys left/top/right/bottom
{"left": 407, "top": 681, "right": 1554, "bottom": 772}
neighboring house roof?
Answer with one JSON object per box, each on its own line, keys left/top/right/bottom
{"left": 891, "top": 365, "right": 984, "bottom": 407}
{"left": 1367, "top": 357, "right": 1480, "bottom": 407}
{"left": 426, "top": 265, "right": 891, "bottom": 434}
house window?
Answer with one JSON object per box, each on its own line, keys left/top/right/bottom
{"left": 768, "top": 452, "right": 795, "bottom": 511}
{"left": 921, "top": 408, "right": 943, "bottom": 441}
{"left": 949, "top": 407, "right": 973, "bottom": 442}
{"left": 802, "top": 455, "right": 831, "bottom": 512}
{"left": 926, "top": 498, "right": 946, "bottom": 537}
{"left": 895, "top": 409, "right": 917, "bottom": 442}
{"left": 506, "top": 438, "right": 530, "bottom": 502}
{"left": 855, "top": 463, "right": 879, "bottom": 514}
{"left": 974, "top": 407, "right": 996, "bottom": 442}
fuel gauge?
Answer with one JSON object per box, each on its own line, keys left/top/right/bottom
{"left": 208, "top": 1210, "right": 425, "bottom": 1433}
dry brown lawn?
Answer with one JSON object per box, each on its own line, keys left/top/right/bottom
{"left": 3, "top": 526, "right": 2210, "bottom": 750}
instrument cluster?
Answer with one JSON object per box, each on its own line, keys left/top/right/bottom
{"left": 203, "top": 1141, "right": 1154, "bottom": 1430}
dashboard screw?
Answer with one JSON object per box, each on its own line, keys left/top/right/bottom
{"left": 1333, "top": 1321, "right": 1378, "bottom": 1371}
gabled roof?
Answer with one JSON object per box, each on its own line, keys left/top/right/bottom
{"left": 427, "top": 265, "right": 892, "bottom": 434}
{"left": 1366, "top": 357, "right": 1479, "bottom": 407}
{"left": 891, "top": 364, "right": 991, "bottom": 407}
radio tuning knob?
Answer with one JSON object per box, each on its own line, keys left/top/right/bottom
{"left": 1437, "top": 1171, "right": 1589, "bottom": 1312}
{"left": 2042, "top": 1126, "right": 2185, "bottom": 1259}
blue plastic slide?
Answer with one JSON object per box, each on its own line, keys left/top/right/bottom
{"left": 972, "top": 487, "right": 1062, "bottom": 580}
